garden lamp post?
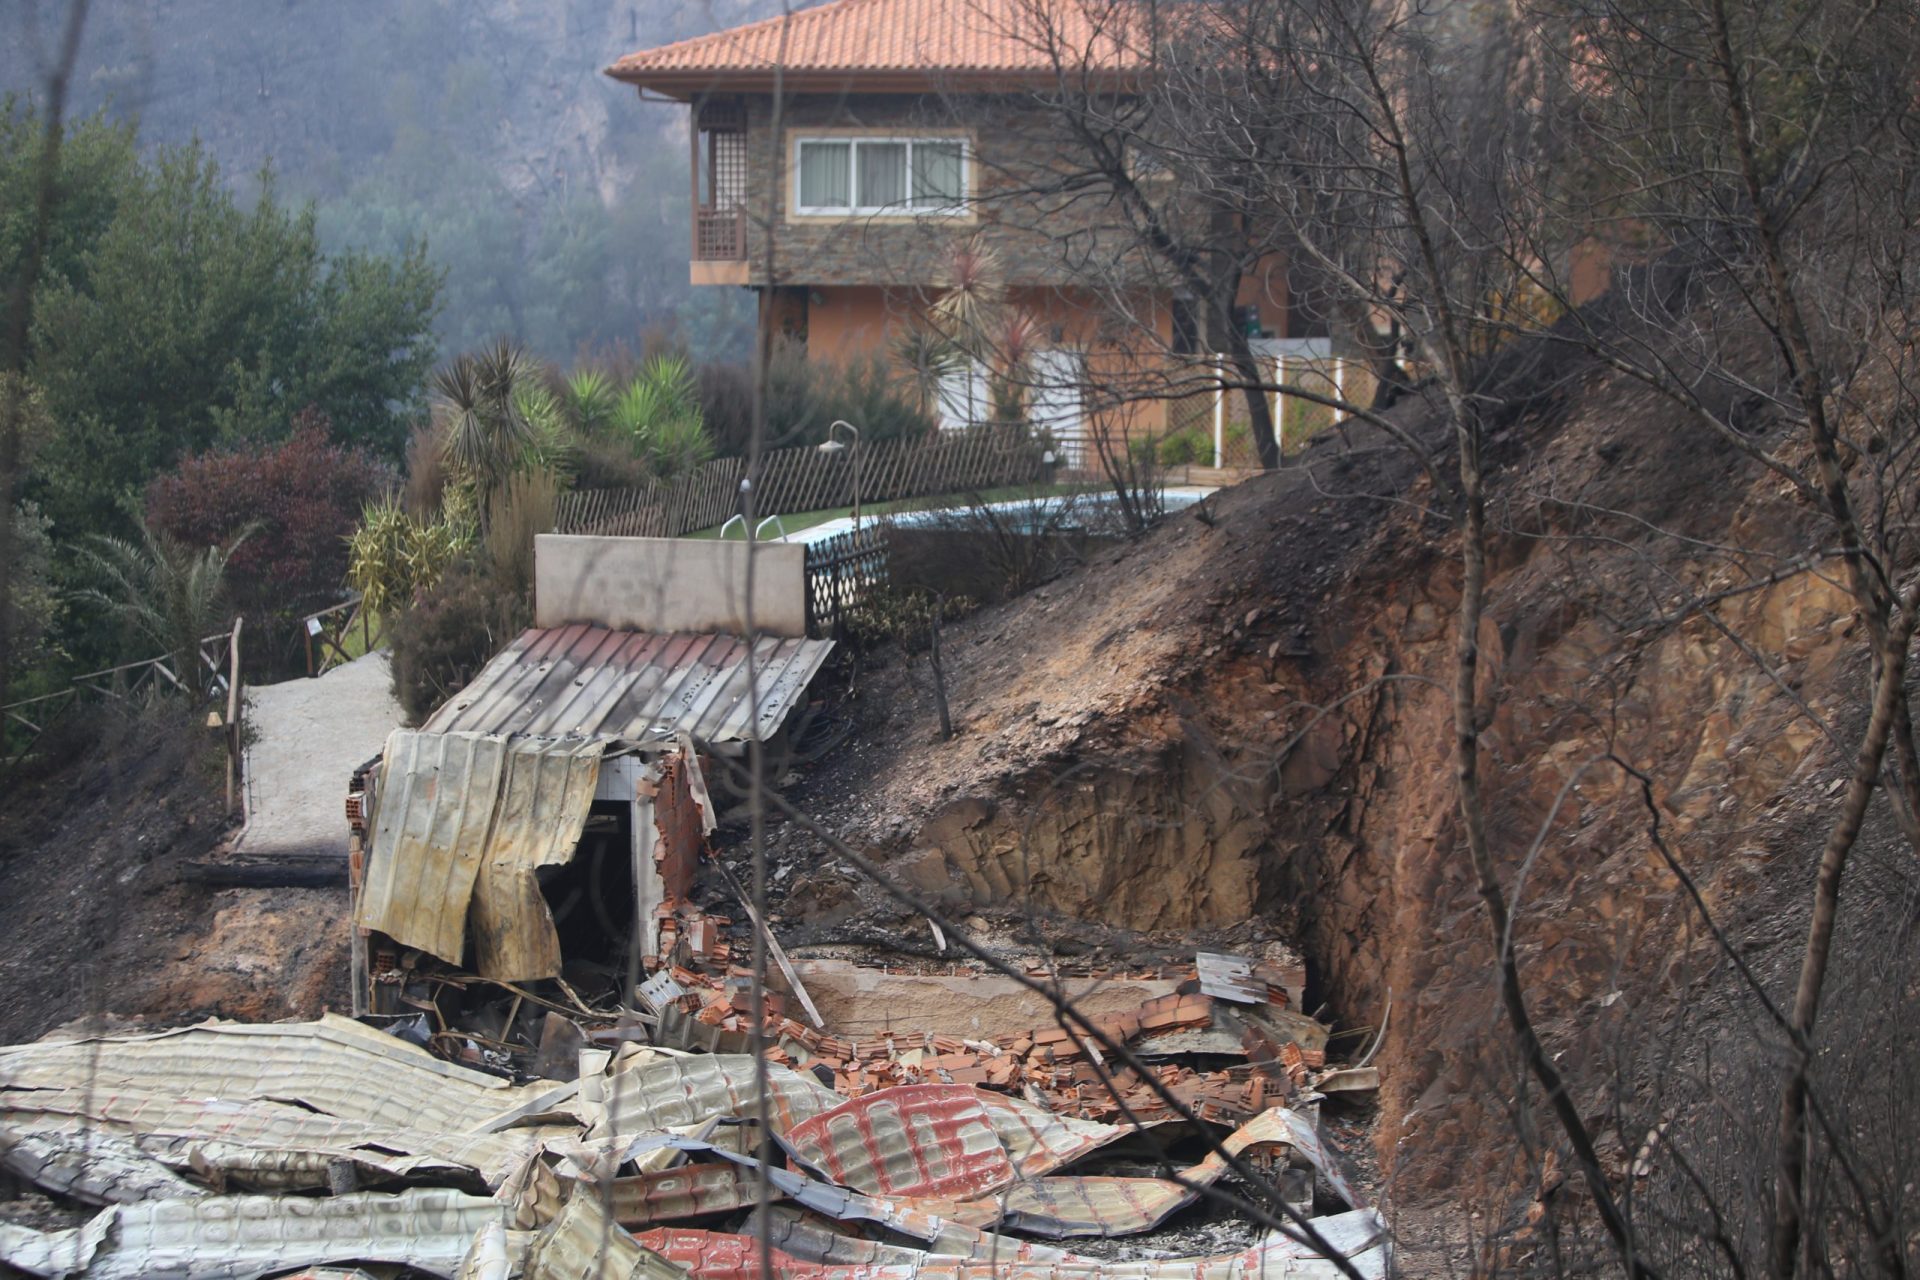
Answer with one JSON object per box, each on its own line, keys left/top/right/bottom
{"left": 817, "top": 419, "right": 862, "bottom": 533}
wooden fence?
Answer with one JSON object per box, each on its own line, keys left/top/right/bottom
{"left": 301, "top": 594, "right": 387, "bottom": 677}
{"left": 2, "top": 620, "right": 244, "bottom": 775}
{"left": 556, "top": 427, "right": 1043, "bottom": 540}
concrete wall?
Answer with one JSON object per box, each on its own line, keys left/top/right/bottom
{"left": 534, "top": 535, "right": 808, "bottom": 638}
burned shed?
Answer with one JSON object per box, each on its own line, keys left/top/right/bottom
{"left": 345, "top": 536, "right": 833, "bottom": 1018}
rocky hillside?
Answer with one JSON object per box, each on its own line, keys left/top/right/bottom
{"left": 771, "top": 326, "right": 1915, "bottom": 1233}
{"left": 4, "top": 0, "right": 767, "bottom": 357}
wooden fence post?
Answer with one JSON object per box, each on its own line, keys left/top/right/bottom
{"left": 225, "top": 616, "right": 244, "bottom": 815}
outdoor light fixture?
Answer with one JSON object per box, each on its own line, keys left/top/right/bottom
{"left": 817, "top": 419, "right": 862, "bottom": 532}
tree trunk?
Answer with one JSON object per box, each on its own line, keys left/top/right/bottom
{"left": 1769, "top": 597, "right": 1917, "bottom": 1280}
{"left": 1221, "top": 325, "right": 1280, "bottom": 470}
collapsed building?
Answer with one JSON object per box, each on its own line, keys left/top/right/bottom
{"left": 0, "top": 535, "right": 1387, "bottom": 1279}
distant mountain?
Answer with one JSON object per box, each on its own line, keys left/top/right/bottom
{"left": 5, "top": 0, "right": 770, "bottom": 360}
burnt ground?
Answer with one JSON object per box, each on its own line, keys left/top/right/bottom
{"left": 0, "top": 706, "right": 349, "bottom": 1043}
{"left": 6, "top": 317, "right": 1916, "bottom": 1273}
{"left": 702, "top": 327, "right": 1920, "bottom": 1269}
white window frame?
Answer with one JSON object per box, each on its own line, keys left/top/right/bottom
{"left": 791, "top": 135, "right": 970, "bottom": 217}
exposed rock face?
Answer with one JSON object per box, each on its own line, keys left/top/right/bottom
{"left": 791, "top": 349, "right": 1904, "bottom": 1199}
{"left": 906, "top": 738, "right": 1267, "bottom": 931}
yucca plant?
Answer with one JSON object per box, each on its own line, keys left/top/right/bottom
{"left": 434, "top": 340, "right": 537, "bottom": 507}
{"left": 512, "top": 381, "right": 577, "bottom": 483}
{"left": 610, "top": 355, "right": 713, "bottom": 482}
{"left": 647, "top": 411, "right": 716, "bottom": 482}
{"left": 562, "top": 367, "right": 616, "bottom": 435}
{"left": 346, "top": 497, "right": 468, "bottom": 619}
{"left": 74, "top": 520, "right": 251, "bottom": 690}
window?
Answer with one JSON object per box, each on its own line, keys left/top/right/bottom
{"left": 794, "top": 136, "right": 967, "bottom": 215}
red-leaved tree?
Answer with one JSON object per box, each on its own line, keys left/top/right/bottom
{"left": 145, "top": 407, "right": 395, "bottom": 642}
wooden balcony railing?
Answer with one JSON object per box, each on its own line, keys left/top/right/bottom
{"left": 694, "top": 207, "right": 747, "bottom": 261}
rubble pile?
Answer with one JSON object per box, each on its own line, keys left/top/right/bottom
{"left": 0, "top": 1005, "right": 1387, "bottom": 1279}
{"left": 642, "top": 949, "right": 1350, "bottom": 1126}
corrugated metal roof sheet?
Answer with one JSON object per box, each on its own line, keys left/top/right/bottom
{"left": 469, "top": 736, "right": 605, "bottom": 980}
{"left": 596, "top": 1054, "right": 841, "bottom": 1138}
{"left": 630, "top": 1214, "right": 1390, "bottom": 1280}
{"left": 356, "top": 731, "right": 604, "bottom": 977}
{"left": 785, "top": 1085, "right": 1016, "bottom": 1200}
{"left": 0, "top": 1188, "right": 512, "bottom": 1280}
{"left": 524, "top": 1189, "right": 685, "bottom": 1280}
{"left": 357, "top": 729, "right": 602, "bottom": 971}
{"left": 976, "top": 1091, "right": 1128, "bottom": 1178}
{"left": 0, "top": 1015, "right": 550, "bottom": 1136}
{"left": 421, "top": 626, "right": 834, "bottom": 751}
{"left": 604, "top": 0, "right": 1144, "bottom": 89}
{"left": 356, "top": 730, "right": 508, "bottom": 965}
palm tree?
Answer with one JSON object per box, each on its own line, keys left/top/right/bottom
{"left": 434, "top": 340, "right": 537, "bottom": 504}
{"left": 75, "top": 520, "right": 249, "bottom": 693}
{"left": 892, "top": 329, "right": 965, "bottom": 423}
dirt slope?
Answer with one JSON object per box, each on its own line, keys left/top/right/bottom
{"left": 773, "top": 340, "right": 1915, "bottom": 1214}
{"left": 0, "top": 712, "right": 349, "bottom": 1043}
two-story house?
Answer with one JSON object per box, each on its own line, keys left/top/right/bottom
{"left": 605, "top": 0, "right": 1305, "bottom": 460}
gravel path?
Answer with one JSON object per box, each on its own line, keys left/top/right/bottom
{"left": 236, "top": 653, "right": 402, "bottom": 857}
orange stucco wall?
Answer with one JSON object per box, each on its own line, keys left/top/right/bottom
{"left": 804, "top": 287, "right": 900, "bottom": 361}
{"left": 781, "top": 283, "right": 1188, "bottom": 442}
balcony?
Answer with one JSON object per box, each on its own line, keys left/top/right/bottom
{"left": 694, "top": 207, "right": 746, "bottom": 261}
{"left": 691, "top": 206, "right": 748, "bottom": 285}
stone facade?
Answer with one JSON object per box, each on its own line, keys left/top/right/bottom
{"left": 714, "top": 92, "right": 1126, "bottom": 288}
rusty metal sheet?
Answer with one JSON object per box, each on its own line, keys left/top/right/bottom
{"left": 0, "top": 1188, "right": 513, "bottom": 1280}
{"left": 596, "top": 1054, "right": 839, "bottom": 1139}
{"left": 610, "top": 1135, "right": 1068, "bottom": 1265}
{"left": 747, "top": 1207, "right": 965, "bottom": 1267}
{"left": 469, "top": 736, "right": 604, "bottom": 980}
{"left": 1263, "top": 1108, "right": 1367, "bottom": 1211}
{"left": 0, "top": 1015, "right": 553, "bottom": 1135}
{"left": 356, "top": 728, "right": 508, "bottom": 963}
{"left": 784, "top": 1085, "right": 1015, "bottom": 1200}
{"left": 604, "top": 1160, "right": 770, "bottom": 1226}
{"left": 356, "top": 731, "right": 603, "bottom": 976}
{"left": 523, "top": 1187, "right": 684, "bottom": 1280}
{"left": 629, "top": 1217, "right": 1387, "bottom": 1280}
{"left": 972, "top": 1108, "right": 1345, "bottom": 1239}
{"left": 422, "top": 625, "right": 834, "bottom": 751}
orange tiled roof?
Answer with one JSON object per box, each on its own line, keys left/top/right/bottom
{"left": 605, "top": 0, "right": 1141, "bottom": 94}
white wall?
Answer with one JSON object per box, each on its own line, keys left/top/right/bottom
{"left": 534, "top": 534, "right": 808, "bottom": 638}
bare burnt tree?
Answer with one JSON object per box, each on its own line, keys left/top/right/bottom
{"left": 929, "top": 0, "right": 1322, "bottom": 472}
{"left": 1483, "top": 2, "right": 1920, "bottom": 1272}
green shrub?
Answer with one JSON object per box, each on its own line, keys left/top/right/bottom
{"left": 842, "top": 585, "right": 977, "bottom": 655}
{"left": 387, "top": 561, "right": 527, "bottom": 725}
{"left": 1156, "top": 427, "right": 1211, "bottom": 467}
{"left": 763, "top": 341, "right": 937, "bottom": 450}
